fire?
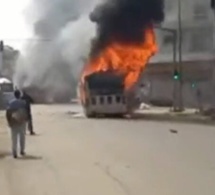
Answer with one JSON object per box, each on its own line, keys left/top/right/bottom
{"left": 82, "top": 27, "right": 157, "bottom": 90}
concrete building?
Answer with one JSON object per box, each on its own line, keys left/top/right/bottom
{"left": 144, "top": 0, "right": 215, "bottom": 108}
{"left": 155, "top": 0, "right": 214, "bottom": 62}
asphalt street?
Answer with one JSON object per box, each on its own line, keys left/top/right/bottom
{"left": 0, "top": 104, "right": 215, "bottom": 195}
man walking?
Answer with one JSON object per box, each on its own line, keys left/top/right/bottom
{"left": 6, "top": 90, "right": 28, "bottom": 158}
{"left": 21, "top": 91, "right": 35, "bottom": 135}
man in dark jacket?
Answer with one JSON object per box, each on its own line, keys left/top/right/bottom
{"left": 21, "top": 91, "right": 36, "bottom": 135}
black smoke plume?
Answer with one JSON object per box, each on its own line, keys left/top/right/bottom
{"left": 90, "top": 0, "right": 164, "bottom": 56}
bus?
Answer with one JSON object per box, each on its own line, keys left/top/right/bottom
{"left": 78, "top": 71, "right": 140, "bottom": 118}
{"left": 0, "top": 78, "right": 14, "bottom": 109}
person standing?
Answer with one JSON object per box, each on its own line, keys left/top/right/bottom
{"left": 137, "top": 82, "right": 151, "bottom": 103}
{"left": 6, "top": 90, "right": 28, "bottom": 158}
{"left": 21, "top": 91, "right": 35, "bottom": 135}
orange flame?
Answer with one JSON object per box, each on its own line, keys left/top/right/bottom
{"left": 82, "top": 27, "right": 157, "bottom": 90}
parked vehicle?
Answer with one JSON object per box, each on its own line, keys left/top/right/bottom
{"left": 0, "top": 78, "right": 14, "bottom": 109}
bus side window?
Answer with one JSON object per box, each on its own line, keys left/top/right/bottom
{"left": 122, "top": 97, "right": 126, "bottom": 104}
{"left": 116, "top": 96, "right": 121, "bottom": 103}
{"left": 107, "top": 96, "right": 112, "bottom": 104}
{"left": 100, "top": 97, "right": 104, "bottom": 104}
{"left": 91, "top": 97, "right": 96, "bottom": 105}
{"left": 86, "top": 98, "right": 89, "bottom": 106}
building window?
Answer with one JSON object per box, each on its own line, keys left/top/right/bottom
{"left": 163, "top": 35, "right": 174, "bottom": 45}
{"left": 165, "top": 0, "right": 174, "bottom": 11}
{"left": 193, "top": 4, "right": 208, "bottom": 20}
{"left": 190, "top": 28, "right": 213, "bottom": 52}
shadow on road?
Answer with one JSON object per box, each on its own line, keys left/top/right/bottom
{"left": 19, "top": 155, "right": 43, "bottom": 161}
{"left": 0, "top": 152, "right": 43, "bottom": 160}
{"left": 0, "top": 151, "right": 11, "bottom": 159}
{"left": 27, "top": 133, "right": 41, "bottom": 137}
{"left": 67, "top": 111, "right": 147, "bottom": 121}
{"left": 84, "top": 114, "right": 148, "bottom": 121}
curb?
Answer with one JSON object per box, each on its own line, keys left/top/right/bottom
{"left": 133, "top": 112, "right": 215, "bottom": 125}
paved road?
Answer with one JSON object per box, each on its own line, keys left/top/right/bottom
{"left": 0, "top": 105, "right": 215, "bottom": 195}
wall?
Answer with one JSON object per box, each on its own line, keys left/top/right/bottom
{"left": 152, "top": 0, "right": 215, "bottom": 64}
{"left": 143, "top": 59, "right": 215, "bottom": 108}
{"left": 145, "top": 0, "right": 215, "bottom": 108}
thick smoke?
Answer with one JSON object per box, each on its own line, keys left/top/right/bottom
{"left": 90, "top": 0, "right": 164, "bottom": 56}
{"left": 14, "top": 0, "right": 99, "bottom": 99}
{"left": 14, "top": 0, "right": 164, "bottom": 100}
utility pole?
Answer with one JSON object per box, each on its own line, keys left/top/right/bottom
{"left": 177, "top": 0, "right": 184, "bottom": 111}
{"left": 211, "top": 0, "right": 215, "bottom": 112}
{"left": 154, "top": 25, "right": 178, "bottom": 111}
{"left": 0, "top": 41, "right": 3, "bottom": 109}
{"left": 0, "top": 41, "right": 3, "bottom": 77}
{"left": 177, "top": 0, "right": 183, "bottom": 110}
{"left": 172, "top": 31, "right": 179, "bottom": 111}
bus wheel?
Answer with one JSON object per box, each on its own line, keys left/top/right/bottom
{"left": 113, "top": 114, "right": 124, "bottom": 118}
{"left": 85, "top": 110, "right": 96, "bottom": 118}
{"left": 86, "top": 113, "right": 96, "bottom": 118}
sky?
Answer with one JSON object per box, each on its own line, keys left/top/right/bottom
{"left": 0, "top": 0, "right": 31, "bottom": 50}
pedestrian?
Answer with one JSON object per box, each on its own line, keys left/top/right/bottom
{"left": 6, "top": 90, "right": 28, "bottom": 158}
{"left": 21, "top": 91, "right": 36, "bottom": 135}
{"left": 137, "top": 83, "right": 147, "bottom": 103}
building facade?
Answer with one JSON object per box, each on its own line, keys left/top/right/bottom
{"left": 153, "top": 0, "right": 215, "bottom": 63}
{"left": 144, "top": 0, "right": 215, "bottom": 108}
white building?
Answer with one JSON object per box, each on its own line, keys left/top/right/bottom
{"left": 152, "top": 0, "right": 215, "bottom": 63}
{"left": 143, "top": 0, "right": 215, "bottom": 108}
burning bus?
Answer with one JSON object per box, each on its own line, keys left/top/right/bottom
{"left": 78, "top": 0, "right": 164, "bottom": 117}
{"left": 79, "top": 70, "right": 130, "bottom": 117}
{"left": 79, "top": 28, "right": 157, "bottom": 118}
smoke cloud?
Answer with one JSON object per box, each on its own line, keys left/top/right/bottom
{"left": 14, "top": 0, "right": 99, "bottom": 99}
{"left": 14, "top": 0, "right": 164, "bottom": 100}
{"left": 90, "top": 0, "right": 164, "bottom": 56}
